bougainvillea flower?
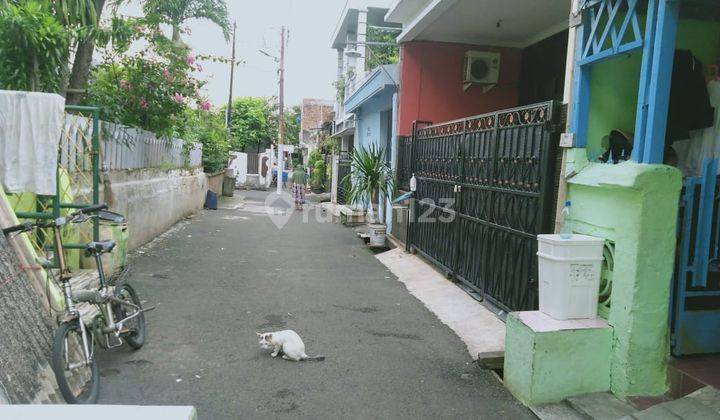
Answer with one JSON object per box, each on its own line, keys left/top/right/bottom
{"left": 139, "top": 98, "right": 149, "bottom": 109}
{"left": 186, "top": 55, "right": 196, "bottom": 65}
{"left": 200, "top": 100, "right": 211, "bottom": 111}
{"left": 173, "top": 93, "right": 186, "bottom": 104}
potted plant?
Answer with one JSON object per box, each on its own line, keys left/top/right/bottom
{"left": 343, "top": 144, "right": 394, "bottom": 247}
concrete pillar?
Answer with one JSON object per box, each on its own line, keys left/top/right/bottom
{"left": 386, "top": 92, "right": 400, "bottom": 232}
{"left": 344, "top": 31, "right": 358, "bottom": 96}
{"left": 335, "top": 48, "right": 344, "bottom": 116}
{"left": 356, "top": 9, "right": 368, "bottom": 76}
{"left": 567, "top": 161, "right": 682, "bottom": 398}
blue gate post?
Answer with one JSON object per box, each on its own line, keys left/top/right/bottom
{"left": 635, "top": 0, "right": 679, "bottom": 163}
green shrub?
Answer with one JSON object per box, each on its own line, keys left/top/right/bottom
{"left": 310, "top": 160, "right": 326, "bottom": 190}
{"left": 175, "top": 109, "right": 229, "bottom": 173}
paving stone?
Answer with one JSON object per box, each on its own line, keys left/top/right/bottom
{"left": 625, "top": 404, "right": 681, "bottom": 420}
{"left": 663, "top": 396, "right": 720, "bottom": 419}
{"left": 687, "top": 386, "right": 720, "bottom": 413}
{"left": 531, "top": 401, "right": 591, "bottom": 420}
{"left": 567, "top": 392, "right": 637, "bottom": 420}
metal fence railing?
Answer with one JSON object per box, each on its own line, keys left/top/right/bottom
{"left": 101, "top": 121, "right": 202, "bottom": 170}
{"left": 396, "top": 136, "right": 412, "bottom": 191}
{"left": 8, "top": 108, "right": 204, "bottom": 270}
{"left": 59, "top": 116, "right": 202, "bottom": 172}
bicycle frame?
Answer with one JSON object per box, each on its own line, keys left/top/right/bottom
{"left": 52, "top": 225, "right": 94, "bottom": 369}
{"left": 52, "top": 218, "right": 142, "bottom": 365}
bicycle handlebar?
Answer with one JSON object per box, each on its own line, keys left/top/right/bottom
{"left": 2, "top": 203, "right": 108, "bottom": 236}
{"left": 75, "top": 203, "right": 108, "bottom": 215}
{"left": 2, "top": 222, "right": 33, "bottom": 236}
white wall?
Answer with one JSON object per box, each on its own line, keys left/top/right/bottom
{"left": 102, "top": 168, "right": 207, "bottom": 249}
{"left": 228, "top": 152, "right": 248, "bottom": 184}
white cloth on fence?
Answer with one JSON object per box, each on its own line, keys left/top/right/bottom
{"left": 0, "top": 90, "right": 65, "bottom": 195}
{"left": 673, "top": 80, "right": 720, "bottom": 177}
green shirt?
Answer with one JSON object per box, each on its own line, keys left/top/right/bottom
{"left": 291, "top": 170, "right": 306, "bottom": 184}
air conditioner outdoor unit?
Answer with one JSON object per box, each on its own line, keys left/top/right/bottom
{"left": 464, "top": 51, "right": 501, "bottom": 85}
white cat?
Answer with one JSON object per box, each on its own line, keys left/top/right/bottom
{"left": 257, "top": 330, "right": 325, "bottom": 362}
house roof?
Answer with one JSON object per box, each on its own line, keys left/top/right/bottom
{"left": 344, "top": 64, "right": 399, "bottom": 113}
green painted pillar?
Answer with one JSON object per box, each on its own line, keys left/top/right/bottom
{"left": 567, "top": 161, "right": 682, "bottom": 398}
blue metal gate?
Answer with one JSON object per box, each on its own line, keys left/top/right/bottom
{"left": 672, "top": 159, "right": 720, "bottom": 356}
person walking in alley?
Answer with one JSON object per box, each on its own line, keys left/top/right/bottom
{"left": 291, "top": 165, "right": 307, "bottom": 210}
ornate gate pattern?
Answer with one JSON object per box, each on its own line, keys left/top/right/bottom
{"left": 336, "top": 153, "right": 352, "bottom": 205}
{"left": 408, "top": 101, "right": 560, "bottom": 312}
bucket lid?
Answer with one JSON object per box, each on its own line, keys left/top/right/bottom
{"left": 537, "top": 234, "right": 605, "bottom": 245}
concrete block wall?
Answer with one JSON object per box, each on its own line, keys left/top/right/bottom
{"left": 566, "top": 157, "right": 683, "bottom": 398}
{"left": 504, "top": 312, "right": 612, "bottom": 405}
{"left": 206, "top": 171, "right": 225, "bottom": 197}
{"left": 102, "top": 168, "right": 208, "bottom": 250}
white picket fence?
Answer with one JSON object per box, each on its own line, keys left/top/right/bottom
{"left": 59, "top": 114, "right": 203, "bottom": 173}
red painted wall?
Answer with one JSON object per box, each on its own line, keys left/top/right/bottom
{"left": 397, "top": 41, "right": 523, "bottom": 136}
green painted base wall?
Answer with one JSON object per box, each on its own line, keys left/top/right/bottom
{"left": 5, "top": 168, "right": 82, "bottom": 270}
{"left": 567, "top": 161, "right": 682, "bottom": 398}
{"left": 504, "top": 313, "right": 613, "bottom": 405}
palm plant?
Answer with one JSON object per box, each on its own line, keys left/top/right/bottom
{"left": 342, "top": 144, "right": 394, "bottom": 224}
{"left": 143, "top": 0, "right": 230, "bottom": 44}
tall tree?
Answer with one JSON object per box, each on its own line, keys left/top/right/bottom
{"left": 65, "top": 0, "right": 105, "bottom": 104}
{"left": 225, "top": 97, "right": 300, "bottom": 152}
{"left": 226, "top": 97, "right": 276, "bottom": 152}
{"left": 142, "top": 0, "right": 230, "bottom": 44}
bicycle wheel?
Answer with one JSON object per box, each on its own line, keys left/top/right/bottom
{"left": 51, "top": 320, "right": 99, "bottom": 404}
{"left": 114, "top": 282, "right": 146, "bottom": 349}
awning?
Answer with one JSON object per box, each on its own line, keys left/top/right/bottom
{"left": 344, "top": 64, "right": 399, "bottom": 114}
{"left": 386, "top": 0, "right": 568, "bottom": 48}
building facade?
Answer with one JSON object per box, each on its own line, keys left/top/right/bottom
{"left": 329, "top": 1, "right": 401, "bottom": 206}
{"left": 299, "top": 98, "right": 334, "bottom": 152}
{"left": 388, "top": 0, "right": 720, "bottom": 408}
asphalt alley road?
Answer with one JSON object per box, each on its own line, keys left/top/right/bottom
{"left": 97, "top": 190, "right": 534, "bottom": 419}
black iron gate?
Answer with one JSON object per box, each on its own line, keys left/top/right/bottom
{"left": 408, "top": 101, "right": 560, "bottom": 312}
{"left": 337, "top": 152, "right": 351, "bottom": 205}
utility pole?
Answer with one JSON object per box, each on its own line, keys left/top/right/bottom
{"left": 276, "top": 25, "right": 286, "bottom": 195}
{"left": 226, "top": 21, "right": 237, "bottom": 128}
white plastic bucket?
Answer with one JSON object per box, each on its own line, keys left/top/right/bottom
{"left": 368, "top": 223, "right": 387, "bottom": 247}
{"left": 537, "top": 234, "right": 605, "bottom": 320}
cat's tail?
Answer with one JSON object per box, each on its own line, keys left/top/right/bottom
{"left": 303, "top": 354, "right": 326, "bottom": 362}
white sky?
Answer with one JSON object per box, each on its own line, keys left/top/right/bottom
{"left": 118, "top": 0, "right": 350, "bottom": 108}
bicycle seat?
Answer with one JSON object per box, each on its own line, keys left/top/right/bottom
{"left": 86, "top": 240, "right": 116, "bottom": 255}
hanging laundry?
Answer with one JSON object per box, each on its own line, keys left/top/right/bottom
{"left": 674, "top": 80, "right": 720, "bottom": 177}
{"left": 0, "top": 90, "right": 65, "bottom": 196}
{"left": 666, "top": 50, "right": 715, "bottom": 142}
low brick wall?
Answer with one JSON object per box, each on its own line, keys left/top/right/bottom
{"left": 206, "top": 171, "right": 225, "bottom": 196}
{"left": 101, "top": 168, "right": 208, "bottom": 250}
